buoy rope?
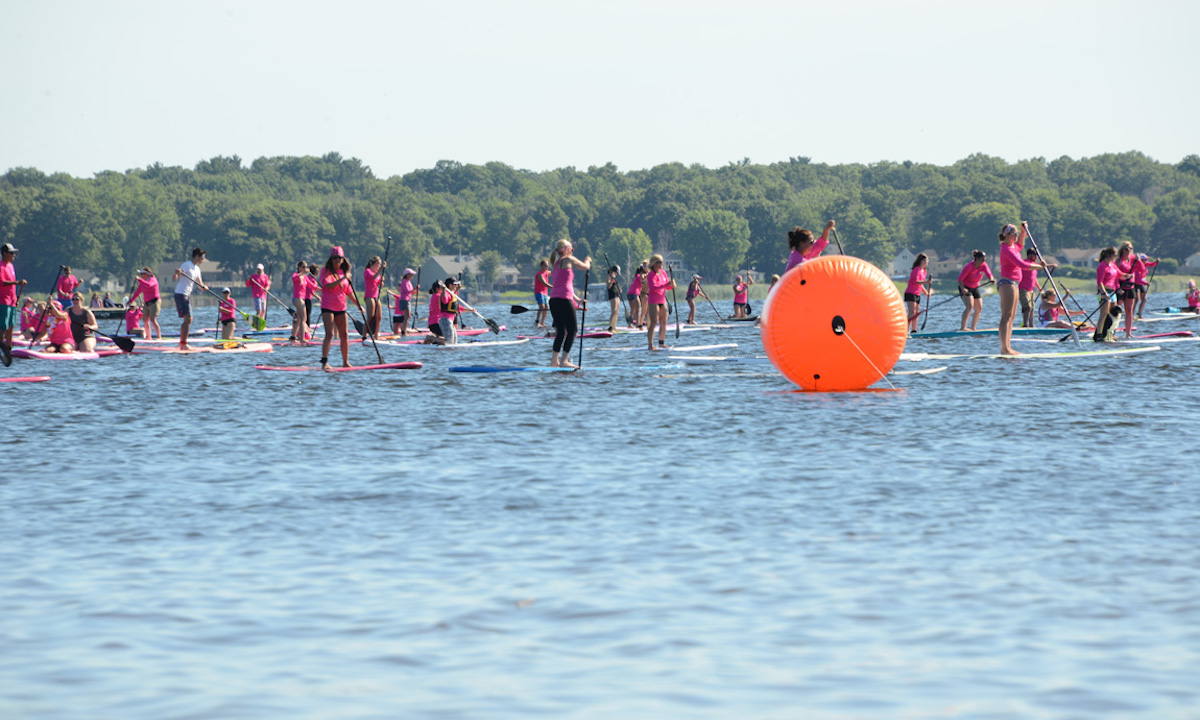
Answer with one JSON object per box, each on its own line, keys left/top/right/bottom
{"left": 841, "top": 330, "right": 896, "bottom": 390}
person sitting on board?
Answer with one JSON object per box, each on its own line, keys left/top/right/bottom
{"left": 533, "top": 260, "right": 552, "bottom": 329}
{"left": 784, "top": 220, "right": 835, "bottom": 273}
{"left": 65, "top": 292, "right": 99, "bottom": 353}
{"left": 423, "top": 280, "right": 446, "bottom": 345}
{"left": 16, "top": 297, "right": 36, "bottom": 342}
{"left": 25, "top": 301, "right": 49, "bottom": 342}
{"left": 904, "top": 253, "right": 933, "bottom": 334}
{"left": 246, "top": 264, "right": 271, "bottom": 324}
{"left": 392, "top": 268, "right": 416, "bottom": 337}
{"left": 440, "top": 277, "right": 476, "bottom": 346}
{"left": 125, "top": 301, "right": 143, "bottom": 336}
{"left": 957, "top": 250, "right": 994, "bottom": 331}
{"left": 1185, "top": 280, "right": 1200, "bottom": 313}
{"left": 732, "top": 274, "right": 754, "bottom": 318}
{"left": 42, "top": 300, "right": 77, "bottom": 353}
{"left": 218, "top": 288, "right": 237, "bottom": 340}
{"left": 1038, "top": 289, "right": 1077, "bottom": 329}
{"left": 1132, "top": 253, "right": 1159, "bottom": 319}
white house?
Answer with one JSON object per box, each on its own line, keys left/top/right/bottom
{"left": 1185, "top": 252, "right": 1200, "bottom": 269}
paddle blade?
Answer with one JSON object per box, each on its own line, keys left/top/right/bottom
{"left": 485, "top": 317, "right": 500, "bottom": 334}
{"left": 286, "top": 306, "right": 296, "bottom": 316}
{"left": 252, "top": 315, "right": 267, "bottom": 331}
{"left": 1, "top": 347, "right": 10, "bottom": 367}
{"left": 510, "top": 305, "right": 532, "bottom": 315}
{"left": 113, "top": 336, "right": 135, "bottom": 353}
{"left": 352, "top": 316, "right": 366, "bottom": 337}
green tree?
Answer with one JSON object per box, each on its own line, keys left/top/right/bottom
{"left": 596, "top": 228, "right": 653, "bottom": 276}
{"left": 674, "top": 209, "right": 751, "bottom": 279}
{"left": 1150, "top": 189, "right": 1200, "bottom": 260}
{"left": 477, "top": 250, "right": 502, "bottom": 291}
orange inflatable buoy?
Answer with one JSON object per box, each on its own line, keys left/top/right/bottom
{"left": 761, "top": 256, "right": 907, "bottom": 391}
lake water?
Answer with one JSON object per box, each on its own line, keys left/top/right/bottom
{"left": 3, "top": 294, "right": 1198, "bottom": 719}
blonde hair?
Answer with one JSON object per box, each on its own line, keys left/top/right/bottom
{"left": 649, "top": 253, "right": 664, "bottom": 266}
{"left": 549, "top": 238, "right": 573, "bottom": 266}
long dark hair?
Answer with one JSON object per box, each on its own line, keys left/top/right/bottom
{"left": 911, "top": 253, "right": 928, "bottom": 269}
{"left": 788, "top": 227, "right": 814, "bottom": 251}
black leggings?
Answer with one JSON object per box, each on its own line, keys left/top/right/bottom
{"left": 549, "top": 297, "right": 577, "bottom": 354}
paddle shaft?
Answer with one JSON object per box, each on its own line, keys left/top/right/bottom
{"left": 250, "top": 279, "right": 296, "bottom": 316}
{"left": 413, "top": 265, "right": 421, "bottom": 321}
{"left": 1023, "top": 223, "right": 1082, "bottom": 349}
{"left": 696, "top": 282, "right": 725, "bottom": 321}
{"left": 668, "top": 263, "right": 680, "bottom": 339}
{"left": 578, "top": 265, "right": 590, "bottom": 367}
{"left": 831, "top": 227, "right": 845, "bottom": 255}
{"left": 185, "top": 273, "right": 260, "bottom": 328}
{"left": 346, "top": 280, "right": 383, "bottom": 363}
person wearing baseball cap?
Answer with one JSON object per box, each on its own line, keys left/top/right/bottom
{"left": 391, "top": 268, "right": 417, "bottom": 337}
{"left": 0, "top": 242, "right": 28, "bottom": 366}
{"left": 246, "top": 263, "right": 271, "bottom": 324}
{"left": 318, "top": 246, "right": 362, "bottom": 369}
{"left": 685, "top": 273, "right": 708, "bottom": 325}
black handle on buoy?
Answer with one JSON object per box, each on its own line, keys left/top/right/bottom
{"left": 832, "top": 315, "right": 845, "bottom": 335}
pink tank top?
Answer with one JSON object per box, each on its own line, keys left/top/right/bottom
{"left": 550, "top": 263, "right": 574, "bottom": 301}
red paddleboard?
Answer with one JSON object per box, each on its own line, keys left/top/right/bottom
{"left": 1137, "top": 331, "right": 1193, "bottom": 339}
{"left": 254, "top": 362, "right": 423, "bottom": 372}
{"left": 1, "top": 376, "right": 51, "bottom": 383}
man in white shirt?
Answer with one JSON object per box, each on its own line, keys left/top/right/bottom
{"left": 172, "top": 247, "right": 208, "bottom": 350}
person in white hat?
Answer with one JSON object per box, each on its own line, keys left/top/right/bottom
{"left": 246, "top": 263, "right": 271, "bottom": 323}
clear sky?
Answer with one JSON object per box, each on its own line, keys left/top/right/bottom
{"left": 2, "top": 0, "right": 1196, "bottom": 179}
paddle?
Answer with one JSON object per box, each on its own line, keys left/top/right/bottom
{"left": 96, "top": 329, "right": 135, "bottom": 353}
{"left": 27, "top": 266, "right": 64, "bottom": 349}
{"left": 831, "top": 226, "right": 846, "bottom": 255}
{"left": 412, "top": 265, "right": 421, "bottom": 323}
{"left": 1138, "top": 257, "right": 1159, "bottom": 319}
{"left": 381, "top": 235, "right": 392, "bottom": 330}
{"left": 250, "top": 278, "right": 296, "bottom": 318}
{"left": 920, "top": 281, "right": 932, "bottom": 331}
{"left": 577, "top": 264, "right": 590, "bottom": 368}
{"left": 697, "top": 282, "right": 725, "bottom": 321}
{"left": 668, "top": 263, "right": 680, "bottom": 340}
{"left": 183, "top": 273, "right": 265, "bottom": 331}
{"left": 510, "top": 304, "right": 536, "bottom": 315}
{"left": 346, "top": 277, "right": 384, "bottom": 364}
{"left": 1023, "top": 222, "right": 1082, "bottom": 350}
{"left": 115, "top": 271, "right": 135, "bottom": 335}
{"left": 443, "top": 287, "right": 500, "bottom": 333}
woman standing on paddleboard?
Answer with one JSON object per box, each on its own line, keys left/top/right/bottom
{"left": 645, "top": 254, "right": 675, "bottom": 351}
{"left": 784, "top": 221, "right": 835, "bottom": 273}
{"left": 1115, "top": 242, "right": 1139, "bottom": 337}
{"left": 319, "top": 246, "right": 362, "bottom": 370}
{"left": 997, "top": 223, "right": 1052, "bottom": 356}
{"left": 363, "top": 256, "right": 386, "bottom": 339}
{"left": 685, "top": 274, "right": 707, "bottom": 324}
{"left": 627, "top": 265, "right": 644, "bottom": 329}
{"left": 904, "top": 254, "right": 932, "bottom": 334}
{"left": 1094, "top": 247, "right": 1126, "bottom": 342}
{"left": 129, "top": 267, "right": 162, "bottom": 340}
{"left": 606, "top": 265, "right": 621, "bottom": 333}
{"left": 290, "top": 261, "right": 311, "bottom": 343}
{"left": 392, "top": 268, "right": 416, "bottom": 337}
{"left": 548, "top": 238, "right": 590, "bottom": 368}
{"left": 424, "top": 280, "right": 445, "bottom": 344}
{"left": 732, "top": 275, "right": 753, "bottom": 318}
{"left": 1132, "top": 253, "right": 1158, "bottom": 319}
{"left": 957, "top": 250, "right": 994, "bottom": 331}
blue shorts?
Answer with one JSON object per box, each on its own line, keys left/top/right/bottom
{"left": 253, "top": 296, "right": 268, "bottom": 314}
{"left": 997, "top": 278, "right": 1018, "bottom": 287}
{"left": 174, "top": 293, "right": 192, "bottom": 318}
{"left": 0, "top": 304, "right": 15, "bottom": 331}
{"left": 535, "top": 293, "right": 549, "bottom": 308}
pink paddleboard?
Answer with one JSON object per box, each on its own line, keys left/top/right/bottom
{"left": 254, "top": 362, "right": 423, "bottom": 372}
{"left": 1, "top": 376, "right": 51, "bottom": 383}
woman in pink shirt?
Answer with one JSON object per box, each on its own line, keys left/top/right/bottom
{"left": 218, "top": 288, "right": 238, "bottom": 340}
{"left": 547, "top": 238, "right": 590, "bottom": 368}
{"left": 1114, "top": 242, "right": 1140, "bottom": 337}
{"left": 245, "top": 264, "right": 271, "bottom": 322}
{"left": 43, "top": 300, "right": 77, "bottom": 353}
{"left": 1093, "top": 246, "right": 1127, "bottom": 341}
{"left": 1132, "top": 253, "right": 1159, "bottom": 319}
{"left": 903, "top": 253, "right": 932, "bottom": 333}
{"left": 363, "top": 256, "right": 386, "bottom": 339}
{"left": 128, "top": 267, "right": 162, "bottom": 340}
{"left": 391, "top": 268, "right": 416, "bottom": 337}
{"left": 626, "top": 265, "right": 645, "bottom": 329}
{"left": 56, "top": 268, "right": 80, "bottom": 303}
{"left": 997, "top": 223, "right": 1051, "bottom": 356}
{"left": 784, "top": 220, "right": 835, "bottom": 273}
{"left": 1018, "top": 247, "right": 1040, "bottom": 328}
{"left": 1185, "top": 280, "right": 1199, "bottom": 312}
{"left": 644, "top": 254, "right": 676, "bottom": 351}
{"left": 957, "top": 250, "right": 995, "bottom": 331}
{"left": 289, "top": 261, "right": 312, "bottom": 344}
{"left": 125, "top": 302, "right": 143, "bottom": 335}
{"left": 318, "top": 246, "right": 363, "bottom": 369}
{"left": 731, "top": 275, "right": 754, "bottom": 318}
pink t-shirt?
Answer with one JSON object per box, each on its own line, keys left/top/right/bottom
{"left": 733, "top": 283, "right": 748, "bottom": 304}
{"left": 319, "top": 268, "right": 350, "bottom": 312}
{"left": 246, "top": 273, "right": 270, "bottom": 298}
{"left": 427, "top": 291, "right": 443, "bottom": 326}
{"left": 785, "top": 235, "right": 830, "bottom": 272}
{"left": 49, "top": 305, "right": 72, "bottom": 345}
{"left": 1187, "top": 289, "right": 1200, "bottom": 308}
{"left": 957, "top": 261, "right": 993, "bottom": 288}
{"left": 646, "top": 269, "right": 670, "bottom": 304}
{"left": 304, "top": 275, "right": 319, "bottom": 300}
{"left": 999, "top": 243, "right": 1033, "bottom": 283}
{"left": 1132, "top": 258, "right": 1156, "bottom": 285}
{"left": 1096, "top": 261, "right": 1119, "bottom": 291}
{"left": 130, "top": 275, "right": 159, "bottom": 303}
{"left": 364, "top": 267, "right": 384, "bottom": 299}
{"left": 218, "top": 297, "right": 237, "bottom": 321}
{"left": 1019, "top": 263, "right": 1039, "bottom": 291}
{"left": 292, "top": 272, "right": 307, "bottom": 300}
{"left": 628, "top": 273, "right": 644, "bottom": 296}
{"left": 0, "top": 260, "right": 16, "bottom": 305}
{"left": 904, "top": 266, "right": 927, "bottom": 296}
{"left": 550, "top": 263, "right": 574, "bottom": 301}
{"left": 20, "top": 305, "right": 37, "bottom": 332}
{"left": 398, "top": 278, "right": 414, "bottom": 301}
{"left": 125, "top": 307, "right": 143, "bottom": 333}
{"left": 56, "top": 275, "right": 80, "bottom": 300}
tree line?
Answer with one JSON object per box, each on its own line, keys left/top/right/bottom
{"left": 2, "top": 150, "right": 1198, "bottom": 289}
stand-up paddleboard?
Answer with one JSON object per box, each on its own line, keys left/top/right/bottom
{"left": 671, "top": 355, "right": 771, "bottom": 365}
{"left": 1137, "top": 314, "right": 1200, "bottom": 323}
{"left": 156, "top": 342, "right": 273, "bottom": 354}
{"left": 432, "top": 338, "right": 530, "bottom": 349}
{"left": 1016, "top": 336, "right": 1199, "bottom": 345}
{"left": 1156, "top": 307, "right": 1200, "bottom": 315}
{"left": 518, "top": 331, "right": 613, "bottom": 340}
{"left": 11, "top": 348, "right": 105, "bottom": 360}
{"left": 892, "top": 366, "right": 949, "bottom": 376}
{"left": 449, "top": 364, "right": 682, "bottom": 373}
{"left": 911, "top": 327, "right": 1075, "bottom": 338}
{"left": 0, "top": 376, "right": 51, "bottom": 383}
{"left": 899, "top": 352, "right": 967, "bottom": 361}
{"left": 254, "top": 362, "right": 423, "bottom": 372}
{"left": 595, "top": 343, "right": 738, "bottom": 353}
{"left": 968, "top": 346, "right": 1162, "bottom": 360}
{"left": 121, "top": 329, "right": 207, "bottom": 338}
